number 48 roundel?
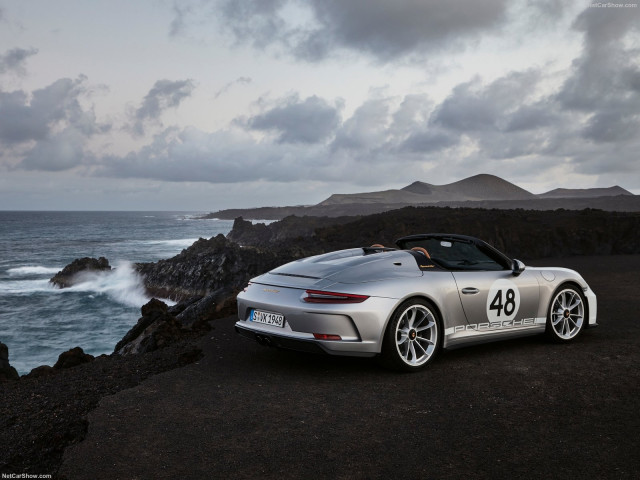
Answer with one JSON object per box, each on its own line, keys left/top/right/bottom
{"left": 486, "top": 279, "right": 521, "bottom": 322}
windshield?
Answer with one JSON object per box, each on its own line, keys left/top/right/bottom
{"left": 402, "top": 237, "right": 509, "bottom": 271}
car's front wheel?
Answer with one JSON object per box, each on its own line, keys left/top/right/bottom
{"left": 380, "top": 298, "right": 441, "bottom": 372}
{"left": 546, "top": 285, "right": 586, "bottom": 342}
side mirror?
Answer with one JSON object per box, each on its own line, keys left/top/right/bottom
{"left": 512, "top": 259, "right": 525, "bottom": 276}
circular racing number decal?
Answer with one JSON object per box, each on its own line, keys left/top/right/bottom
{"left": 486, "top": 279, "right": 521, "bottom": 322}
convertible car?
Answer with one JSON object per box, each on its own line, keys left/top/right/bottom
{"left": 235, "top": 234, "right": 597, "bottom": 371}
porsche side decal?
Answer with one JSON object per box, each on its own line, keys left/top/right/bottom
{"left": 445, "top": 317, "right": 546, "bottom": 336}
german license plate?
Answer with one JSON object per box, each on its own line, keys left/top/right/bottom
{"left": 250, "top": 309, "right": 285, "bottom": 327}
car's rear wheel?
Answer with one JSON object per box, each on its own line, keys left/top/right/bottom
{"left": 380, "top": 298, "right": 441, "bottom": 372}
{"left": 546, "top": 285, "right": 586, "bottom": 342}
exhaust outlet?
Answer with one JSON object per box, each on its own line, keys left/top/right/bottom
{"left": 255, "top": 335, "right": 272, "bottom": 347}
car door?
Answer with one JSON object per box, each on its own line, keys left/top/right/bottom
{"left": 452, "top": 269, "right": 540, "bottom": 330}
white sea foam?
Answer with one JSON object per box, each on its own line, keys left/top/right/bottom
{"left": 128, "top": 238, "right": 199, "bottom": 248}
{"left": 8, "top": 265, "right": 61, "bottom": 276}
{"left": 0, "top": 278, "right": 55, "bottom": 294}
{"left": 250, "top": 219, "right": 277, "bottom": 225}
{"left": 65, "top": 261, "right": 153, "bottom": 307}
{"left": 2, "top": 261, "right": 175, "bottom": 307}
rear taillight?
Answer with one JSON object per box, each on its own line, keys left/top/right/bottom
{"left": 313, "top": 333, "right": 342, "bottom": 341}
{"left": 242, "top": 282, "right": 252, "bottom": 293}
{"left": 303, "top": 289, "right": 369, "bottom": 304}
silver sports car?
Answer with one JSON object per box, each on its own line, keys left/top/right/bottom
{"left": 235, "top": 234, "right": 597, "bottom": 371}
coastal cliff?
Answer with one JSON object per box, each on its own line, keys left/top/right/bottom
{"left": 228, "top": 207, "right": 640, "bottom": 259}
{"left": 4, "top": 205, "right": 640, "bottom": 475}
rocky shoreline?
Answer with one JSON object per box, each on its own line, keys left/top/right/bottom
{"left": 7, "top": 205, "right": 640, "bottom": 380}
{"left": 1, "top": 205, "right": 640, "bottom": 475}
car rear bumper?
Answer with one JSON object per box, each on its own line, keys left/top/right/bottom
{"left": 234, "top": 322, "right": 378, "bottom": 357}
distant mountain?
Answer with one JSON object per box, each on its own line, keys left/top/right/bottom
{"left": 318, "top": 174, "right": 634, "bottom": 206}
{"left": 538, "top": 186, "right": 633, "bottom": 199}
{"left": 319, "top": 174, "right": 535, "bottom": 205}
{"left": 206, "top": 174, "right": 637, "bottom": 220}
{"left": 402, "top": 174, "right": 535, "bottom": 201}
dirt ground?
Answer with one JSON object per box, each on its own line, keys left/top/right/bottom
{"left": 55, "top": 255, "right": 640, "bottom": 480}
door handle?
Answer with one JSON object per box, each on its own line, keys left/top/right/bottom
{"left": 461, "top": 287, "right": 479, "bottom": 295}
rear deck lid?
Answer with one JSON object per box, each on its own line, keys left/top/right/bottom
{"left": 254, "top": 248, "right": 422, "bottom": 288}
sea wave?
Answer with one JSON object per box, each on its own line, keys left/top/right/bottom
{"left": 1, "top": 262, "right": 165, "bottom": 307}
{"left": 0, "top": 278, "right": 56, "bottom": 294}
{"left": 127, "top": 238, "right": 199, "bottom": 248}
{"left": 7, "top": 265, "right": 61, "bottom": 276}
{"left": 65, "top": 261, "right": 154, "bottom": 307}
{"left": 250, "top": 219, "right": 277, "bottom": 225}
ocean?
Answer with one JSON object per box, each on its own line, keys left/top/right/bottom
{"left": 0, "top": 211, "right": 234, "bottom": 375}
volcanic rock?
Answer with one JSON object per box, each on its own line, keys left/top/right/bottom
{"left": 226, "top": 206, "right": 640, "bottom": 259}
{"left": 54, "top": 347, "right": 95, "bottom": 370}
{"left": 174, "top": 294, "right": 219, "bottom": 330}
{"left": 0, "top": 342, "right": 19, "bottom": 382}
{"left": 50, "top": 257, "right": 111, "bottom": 288}
{"left": 227, "top": 215, "right": 357, "bottom": 248}
{"left": 24, "top": 365, "right": 55, "bottom": 379}
{"left": 115, "top": 299, "right": 185, "bottom": 355}
{"left": 135, "top": 234, "right": 302, "bottom": 301}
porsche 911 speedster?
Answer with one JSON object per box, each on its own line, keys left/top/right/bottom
{"left": 235, "top": 234, "right": 597, "bottom": 371}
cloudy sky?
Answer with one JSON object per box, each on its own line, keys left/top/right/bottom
{"left": 0, "top": 0, "right": 638, "bottom": 210}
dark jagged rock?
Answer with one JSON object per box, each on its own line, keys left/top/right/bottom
{"left": 54, "top": 347, "right": 95, "bottom": 370}
{"left": 175, "top": 294, "right": 219, "bottom": 330}
{"left": 227, "top": 217, "right": 273, "bottom": 245}
{"left": 168, "top": 295, "right": 203, "bottom": 317}
{"left": 50, "top": 257, "right": 111, "bottom": 288}
{"left": 24, "top": 365, "right": 55, "bottom": 379}
{"left": 0, "top": 342, "right": 19, "bottom": 382}
{"left": 135, "top": 234, "right": 302, "bottom": 302}
{"left": 227, "top": 215, "right": 357, "bottom": 247}
{"left": 227, "top": 207, "right": 640, "bottom": 260}
{"left": 115, "top": 299, "right": 185, "bottom": 356}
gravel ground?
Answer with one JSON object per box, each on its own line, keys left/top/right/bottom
{"left": 2, "top": 255, "right": 639, "bottom": 479}
{"left": 0, "top": 339, "right": 203, "bottom": 476}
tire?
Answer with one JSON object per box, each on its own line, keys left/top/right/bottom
{"left": 546, "top": 285, "right": 586, "bottom": 342}
{"left": 380, "top": 298, "right": 441, "bottom": 372}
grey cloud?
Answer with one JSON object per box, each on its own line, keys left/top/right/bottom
{"left": 130, "top": 79, "right": 195, "bottom": 136}
{"left": 0, "top": 76, "right": 105, "bottom": 146}
{"left": 219, "top": 0, "right": 288, "bottom": 50}
{"left": 431, "top": 71, "right": 542, "bottom": 132}
{"left": 92, "top": 57, "right": 640, "bottom": 190}
{"left": 526, "top": 0, "right": 567, "bottom": 17}
{"left": 582, "top": 112, "right": 639, "bottom": 143}
{"left": 175, "top": 0, "right": 509, "bottom": 63}
{"left": 390, "top": 94, "right": 432, "bottom": 135}
{"left": 504, "top": 104, "right": 557, "bottom": 132}
{"left": 97, "top": 126, "right": 320, "bottom": 183}
{"left": 20, "top": 127, "right": 91, "bottom": 171}
{"left": 0, "top": 47, "right": 38, "bottom": 75}
{"left": 573, "top": 4, "right": 639, "bottom": 46}
{"left": 0, "top": 76, "right": 109, "bottom": 171}
{"left": 0, "top": 90, "right": 49, "bottom": 144}
{"left": 558, "top": 5, "right": 640, "bottom": 150}
{"left": 214, "top": 76, "right": 252, "bottom": 99}
{"left": 332, "top": 97, "right": 391, "bottom": 150}
{"left": 558, "top": 6, "right": 640, "bottom": 111}
{"left": 401, "top": 130, "right": 458, "bottom": 154}
{"left": 169, "top": 3, "right": 192, "bottom": 37}
{"left": 246, "top": 94, "right": 342, "bottom": 144}
{"left": 299, "top": 0, "right": 508, "bottom": 62}
{"left": 431, "top": 81, "right": 500, "bottom": 132}
{"left": 426, "top": 71, "right": 573, "bottom": 162}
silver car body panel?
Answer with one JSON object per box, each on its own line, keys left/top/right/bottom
{"left": 235, "top": 242, "right": 597, "bottom": 357}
